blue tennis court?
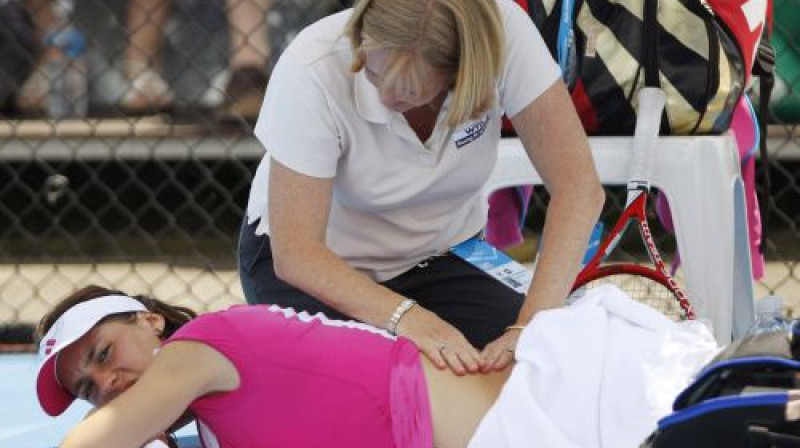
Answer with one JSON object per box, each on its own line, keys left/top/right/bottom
{"left": 0, "top": 354, "right": 199, "bottom": 448}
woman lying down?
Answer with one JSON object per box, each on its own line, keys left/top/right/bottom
{"left": 37, "top": 284, "right": 722, "bottom": 448}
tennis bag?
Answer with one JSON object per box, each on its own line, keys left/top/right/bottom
{"left": 514, "top": 0, "right": 771, "bottom": 136}
{"left": 642, "top": 326, "right": 800, "bottom": 447}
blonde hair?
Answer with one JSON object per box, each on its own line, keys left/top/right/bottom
{"left": 345, "top": 0, "right": 504, "bottom": 127}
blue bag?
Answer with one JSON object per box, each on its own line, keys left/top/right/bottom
{"left": 644, "top": 328, "right": 800, "bottom": 447}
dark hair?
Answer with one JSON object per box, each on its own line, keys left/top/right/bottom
{"left": 35, "top": 285, "right": 197, "bottom": 344}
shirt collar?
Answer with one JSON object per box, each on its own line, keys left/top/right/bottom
{"left": 354, "top": 70, "right": 393, "bottom": 124}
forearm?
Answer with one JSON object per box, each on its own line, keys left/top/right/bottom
{"left": 60, "top": 412, "right": 157, "bottom": 448}
{"left": 509, "top": 81, "right": 605, "bottom": 324}
{"left": 62, "top": 342, "right": 230, "bottom": 448}
{"left": 516, "top": 182, "right": 604, "bottom": 323}
{"left": 272, "top": 238, "right": 408, "bottom": 329}
{"left": 267, "top": 160, "right": 410, "bottom": 330}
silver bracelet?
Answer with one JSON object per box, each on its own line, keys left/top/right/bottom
{"left": 386, "top": 299, "right": 417, "bottom": 335}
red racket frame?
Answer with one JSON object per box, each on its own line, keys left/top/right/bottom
{"left": 572, "top": 192, "right": 696, "bottom": 319}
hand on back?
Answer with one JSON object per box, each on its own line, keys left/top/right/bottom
{"left": 480, "top": 329, "right": 521, "bottom": 372}
{"left": 395, "top": 306, "right": 485, "bottom": 375}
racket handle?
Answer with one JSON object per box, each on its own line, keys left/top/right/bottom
{"left": 629, "top": 88, "right": 666, "bottom": 189}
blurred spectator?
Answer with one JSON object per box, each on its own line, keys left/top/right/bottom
{"left": 14, "top": 0, "right": 272, "bottom": 119}
{"left": 14, "top": 0, "right": 172, "bottom": 115}
{"left": 0, "top": 0, "right": 37, "bottom": 114}
{"left": 13, "top": 0, "right": 59, "bottom": 115}
{"left": 121, "top": 0, "right": 173, "bottom": 114}
{"left": 218, "top": 0, "right": 272, "bottom": 121}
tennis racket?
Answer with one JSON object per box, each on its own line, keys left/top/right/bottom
{"left": 571, "top": 88, "right": 696, "bottom": 321}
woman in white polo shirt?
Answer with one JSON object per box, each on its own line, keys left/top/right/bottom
{"left": 238, "top": 0, "right": 604, "bottom": 374}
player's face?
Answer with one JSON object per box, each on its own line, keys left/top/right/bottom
{"left": 56, "top": 313, "right": 163, "bottom": 407}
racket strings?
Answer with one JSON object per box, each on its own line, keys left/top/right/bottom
{"left": 577, "top": 273, "right": 689, "bottom": 322}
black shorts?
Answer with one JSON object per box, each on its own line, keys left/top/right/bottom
{"left": 237, "top": 217, "right": 524, "bottom": 348}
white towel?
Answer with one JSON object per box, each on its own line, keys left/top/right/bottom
{"left": 468, "top": 285, "right": 721, "bottom": 448}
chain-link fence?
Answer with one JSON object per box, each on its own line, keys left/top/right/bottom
{"left": 0, "top": 0, "right": 349, "bottom": 348}
{"left": 1, "top": 0, "right": 799, "bottom": 348}
{"left": 753, "top": 0, "right": 800, "bottom": 310}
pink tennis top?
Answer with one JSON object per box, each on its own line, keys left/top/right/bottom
{"left": 165, "top": 305, "right": 433, "bottom": 448}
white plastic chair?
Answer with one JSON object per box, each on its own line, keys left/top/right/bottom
{"left": 485, "top": 135, "right": 754, "bottom": 343}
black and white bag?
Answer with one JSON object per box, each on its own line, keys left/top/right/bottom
{"left": 514, "top": 0, "right": 771, "bottom": 136}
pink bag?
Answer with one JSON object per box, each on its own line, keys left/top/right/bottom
{"left": 486, "top": 186, "right": 533, "bottom": 249}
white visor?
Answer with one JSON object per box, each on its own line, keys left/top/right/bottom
{"left": 36, "top": 294, "right": 147, "bottom": 416}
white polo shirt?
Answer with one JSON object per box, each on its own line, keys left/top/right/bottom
{"left": 247, "top": 0, "right": 560, "bottom": 282}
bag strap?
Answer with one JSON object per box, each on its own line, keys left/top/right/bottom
{"left": 556, "top": 0, "right": 575, "bottom": 75}
{"left": 642, "top": 0, "right": 660, "bottom": 88}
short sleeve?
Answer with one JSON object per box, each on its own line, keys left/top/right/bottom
{"left": 166, "top": 313, "right": 238, "bottom": 353}
{"left": 498, "top": 0, "right": 562, "bottom": 118}
{"left": 253, "top": 52, "right": 342, "bottom": 178}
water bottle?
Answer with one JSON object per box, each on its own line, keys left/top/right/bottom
{"left": 44, "top": 26, "right": 88, "bottom": 119}
{"left": 746, "top": 295, "right": 794, "bottom": 336}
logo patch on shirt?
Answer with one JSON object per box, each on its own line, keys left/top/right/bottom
{"left": 453, "top": 116, "right": 489, "bottom": 148}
